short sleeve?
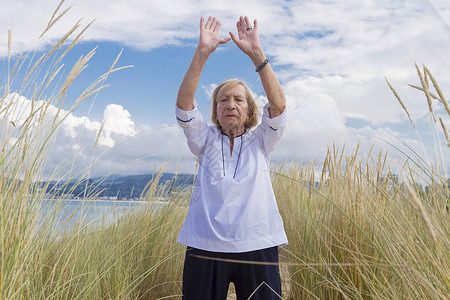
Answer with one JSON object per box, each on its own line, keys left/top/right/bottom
{"left": 176, "top": 101, "right": 209, "bottom": 157}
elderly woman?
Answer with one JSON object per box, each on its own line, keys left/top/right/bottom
{"left": 176, "top": 15, "right": 287, "bottom": 300}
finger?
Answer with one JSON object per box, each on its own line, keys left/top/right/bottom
{"left": 218, "top": 37, "right": 231, "bottom": 44}
{"left": 237, "top": 20, "right": 247, "bottom": 37}
{"left": 230, "top": 32, "right": 243, "bottom": 49}
{"left": 200, "top": 16, "right": 204, "bottom": 30}
{"left": 244, "top": 16, "right": 250, "bottom": 28}
{"left": 236, "top": 20, "right": 241, "bottom": 35}
{"left": 229, "top": 31, "right": 238, "bottom": 43}
{"left": 205, "top": 16, "right": 212, "bottom": 29}
{"left": 239, "top": 16, "right": 245, "bottom": 33}
{"left": 254, "top": 19, "right": 258, "bottom": 31}
{"left": 212, "top": 18, "right": 219, "bottom": 32}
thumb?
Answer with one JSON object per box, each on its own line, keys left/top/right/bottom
{"left": 229, "top": 32, "right": 238, "bottom": 43}
{"left": 219, "top": 37, "right": 231, "bottom": 45}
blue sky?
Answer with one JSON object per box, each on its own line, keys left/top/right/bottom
{"left": 1, "top": 0, "right": 450, "bottom": 179}
{"left": 62, "top": 40, "right": 267, "bottom": 125}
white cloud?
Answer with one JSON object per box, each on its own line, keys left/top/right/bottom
{"left": 63, "top": 113, "right": 101, "bottom": 138}
{"left": 270, "top": 77, "right": 447, "bottom": 174}
{"left": 274, "top": 77, "right": 347, "bottom": 162}
{"left": 202, "top": 83, "right": 218, "bottom": 100}
{"left": 2, "top": 90, "right": 446, "bottom": 179}
{"left": 1, "top": 93, "right": 194, "bottom": 177}
{"left": 99, "top": 104, "right": 136, "bottom": 147}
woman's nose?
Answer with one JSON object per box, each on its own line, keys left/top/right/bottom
{"left": 226, "top": 99, "right": 236, "bottom": 109}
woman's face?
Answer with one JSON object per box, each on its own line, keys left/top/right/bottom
{"left": 216, "top": 84, "right": 249, "bottom": 135}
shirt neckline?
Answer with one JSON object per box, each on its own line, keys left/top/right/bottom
{"left": 220, "top": 128, "right": 248, "bottom": 139}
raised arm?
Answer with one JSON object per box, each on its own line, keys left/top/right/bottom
{"left": 229, "top": 16, "right": 286, "bottom": 118}
{"left": 176, "top": 16, "right": 230, "bottom": 111}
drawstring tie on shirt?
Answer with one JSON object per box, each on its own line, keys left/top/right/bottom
{"left": 221, "top": 134, "right": 243, "bottom": 178}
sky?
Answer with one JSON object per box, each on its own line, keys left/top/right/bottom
{"left": 1, "top": 0, "right": 450, "bottom": 180}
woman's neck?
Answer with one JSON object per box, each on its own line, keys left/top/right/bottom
{"left": 223, "top": 126, "right": 245, "bottom": 155}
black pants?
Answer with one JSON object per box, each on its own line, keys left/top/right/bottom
{"left": 182, "top": 246, "right": 281, "bottom": 300}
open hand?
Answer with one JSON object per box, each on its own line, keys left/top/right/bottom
{"left": 229, "top": 16, "right": 262, "bottom": 57}
{"left": 198, "top": 16, "right": 231, "bottom": 55}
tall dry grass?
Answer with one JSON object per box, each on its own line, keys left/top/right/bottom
{"left": 274, "top": 146, "right": 449, "bottom": 299}
{"left": 35, "top": 180, "right": 188, "bottom": 299}
{"left": 0, "top": 1, "right": 132, "bottom": 299}
{"left": 273, "top": 65, "right": 449, "bottom": 299}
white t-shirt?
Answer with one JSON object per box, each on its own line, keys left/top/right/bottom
{"left": 176, "top": 101, "right": 288, "bottom": 252}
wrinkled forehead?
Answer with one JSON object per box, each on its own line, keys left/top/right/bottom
{"left": 216, "top": 83, "right": 247, "bottom": 100}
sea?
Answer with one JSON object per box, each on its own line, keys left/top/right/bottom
{"left": 38, "top": 199, "right": 151, "bottom": 235}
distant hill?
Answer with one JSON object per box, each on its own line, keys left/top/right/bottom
{"left": 41, "top": 173, "right": 195, "bottom": 200}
